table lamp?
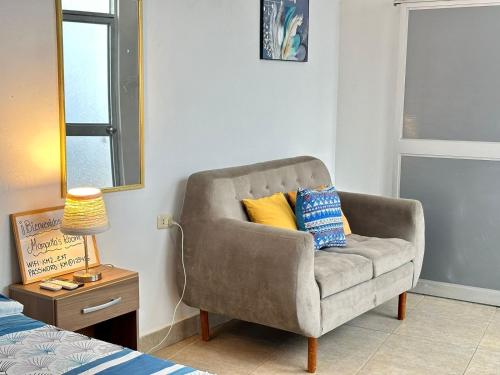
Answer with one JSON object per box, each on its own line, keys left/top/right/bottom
{"left": 60, "top": 187, "right": 109, "bottom": 283}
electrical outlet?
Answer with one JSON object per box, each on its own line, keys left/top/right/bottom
{"left": 157, "top": 214, "right": 173, "bottom": 229}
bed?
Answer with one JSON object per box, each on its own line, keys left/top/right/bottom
{"left": 0, "top": 295, "right": 209, "bottom": 375}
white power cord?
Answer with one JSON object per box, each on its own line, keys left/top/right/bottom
{"left": 147, "top": 221, "right": 186, "bottom": 354}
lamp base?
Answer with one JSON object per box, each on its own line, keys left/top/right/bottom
{"left": 73, "top": 270, "right": 102, "bottom": 283}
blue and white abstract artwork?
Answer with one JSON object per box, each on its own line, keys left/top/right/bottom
{"left": 261, "top": 0, "right": 309, "bottom": 62}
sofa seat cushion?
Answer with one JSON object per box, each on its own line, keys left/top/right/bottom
{"left": 314, "top": 252, "right": 373, "bottom": 299}
{"left": 325, "top": 234, "right": 416, "bottom": 277}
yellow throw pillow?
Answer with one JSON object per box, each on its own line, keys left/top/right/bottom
{"left": 287, "top": 190, "right": 299, "bottom": 207}
{"left": 341, "top": 213, "right": 352, "bottom": 236}
{"left": 242, "top": 193, "right": 297, "bottom": 230}
{"left": 287, "top": 188, "right": 352, "bottom": 236}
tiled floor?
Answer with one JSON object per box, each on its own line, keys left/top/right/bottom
{"left": 154, "top": 294, "right": 500, "bottom": 374}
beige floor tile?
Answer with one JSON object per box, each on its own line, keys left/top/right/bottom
{"left": 252, "top": 325, "right": 388, "bottom": 375}
{"left": 493, "top": 308, "right": 500, "bottom": 323}
{"left": 220, "top": 320, "right": 297, "bottom": 345}
{"left": 251, "top": 353, "right": 335, "bottom": 375}
{"left": 394, "top": 296, "right": 493, "bottom": 346}
{"left": 170, "top": 355, "right": 248, "bottom": 375}
{"left": 317, "top": 324, "right": 389, "bottom": 361}
{"left": 464, "top": 347, "right": 500, "bottom": 375}
{"left": 381, "top": 292, "right": 424, "bottom": 311}
{"left": 346, "top": 309, "right": 402, "bottom": 334}
{"left": 346, "top": 293, "right": 424, "bottom": 333}
{"left": 416, "top": 296, "right": 496, "bottom": 322}
{"left": 478, "top": 309, "right": 500, "bottom": 352}
{"left": 170, "top": 329, "right": 280, "bottom": 375}
{"left": 359, "top": 333, "right": 476, "bottom": 375}
{"left": 154, "top": 335, "right": 199, "bottom": 359}
{"left": 395, "top": 312, "right": 489, "bottom": 347}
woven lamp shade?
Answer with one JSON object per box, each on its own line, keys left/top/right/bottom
{"left": 60, "top": 187, "right": 110, "bottom": 236}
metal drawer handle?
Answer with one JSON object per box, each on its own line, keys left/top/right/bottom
{"left": 82, "top": 297, "right": 122, "bottom": 314}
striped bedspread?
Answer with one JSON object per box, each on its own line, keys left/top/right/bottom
{"left": 0, "top": 314, "right": 211, "bottom": 375}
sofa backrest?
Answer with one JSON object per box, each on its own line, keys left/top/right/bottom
{"left": 181, "top": 156, "right": 332, "bottom": 225}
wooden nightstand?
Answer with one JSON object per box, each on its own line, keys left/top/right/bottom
{"left": 9, "top": 265, "right": 139, "bottom": 350}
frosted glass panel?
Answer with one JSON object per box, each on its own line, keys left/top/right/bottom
{"left": 62, "top": 0, "right": 110, "bottom": 14}
{"left": 66, "top": 136, "right": 113, "bottom": 189}
{"left": 400, "top": 156, "right": 500, "bottom": 290}
{"left": 63, "top": 21, "right": 109, "bottom": 124}
{"left": 404, "top": 7, "right": 500, "bottom": 141}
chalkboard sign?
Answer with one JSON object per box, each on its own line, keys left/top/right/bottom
{"left": 11, "top": 206, "right": 100, "bottom": 284}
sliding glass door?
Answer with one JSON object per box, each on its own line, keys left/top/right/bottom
{"left": 395, "top": 1, "right": 500, "bottom": 301}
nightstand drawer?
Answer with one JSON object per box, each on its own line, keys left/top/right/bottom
{"left": 56, "top": 277, "right": 139, "bottom": 331}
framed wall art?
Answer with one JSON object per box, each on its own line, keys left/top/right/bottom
{"left": 260, "top": 0, "right": 310, "bottom": 62}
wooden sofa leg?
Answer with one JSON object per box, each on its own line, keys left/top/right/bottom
{"left": 398, "top": 292, "right": 407, "bottom": 320}
{"left": 307, "top": 337, "right": 317, "bottom": 373}
{"left": 200, "top": 310, "right": 209, "bottom": 341}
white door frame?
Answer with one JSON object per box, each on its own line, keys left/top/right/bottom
{"left": 394, "top": 0, "right": 500, "bottom": 305}
{"left": 393, "top": 0, "right": 500, "bottom": 198}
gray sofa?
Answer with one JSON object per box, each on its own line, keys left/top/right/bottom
{"left": 179, "top": 156, "right": 424, "bottom": 373}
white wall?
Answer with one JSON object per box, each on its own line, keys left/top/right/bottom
{"left": 0, "top": 0, "right": 340, "bottom": 336}
{"left": 0, "top": 1, "right": 62, "bottom": 292}
{"left": 336, "top": 0, "right": 400, "bottom": 196}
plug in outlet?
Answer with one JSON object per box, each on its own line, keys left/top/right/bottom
{"left": 157, "top": 214, "right": 173, "bottom": 229}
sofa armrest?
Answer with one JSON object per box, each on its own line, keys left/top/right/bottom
{"left": 338, "top": 191, "right": 425, "bottom": 286}
{"left": 181, "top": 218, "right": 321, "bottom": 337}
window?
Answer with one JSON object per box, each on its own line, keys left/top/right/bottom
{"left": 62, "top": 0, "right": 112, "bottom": 14}
{"left": 62, "top": 1, "right": 120, "bottom": 188}
{"left": 63, "top": 21, "right": 109, "bottom": 124}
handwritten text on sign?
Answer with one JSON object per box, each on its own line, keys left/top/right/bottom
{"left": 12, "top": 207, "right": 100, "bottom": 284}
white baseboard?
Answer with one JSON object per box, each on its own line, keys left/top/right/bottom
{"left": 412, "top": 279, "right": 500, "bottom": 307}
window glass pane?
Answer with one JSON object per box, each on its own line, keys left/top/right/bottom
{"left": 62, "top": 0, "right": 111, "bottom": 14}
{"left": 63, "top": 21, "right": 109, "bottom": 124}
{"left": 400, "top": 156, "right": 500, "bottom": 290}
{"left": 66, "top": 136, "right": 113, "bottom": 189}
{"left": 404, "top": 6, "right": 500, "bottom": 142}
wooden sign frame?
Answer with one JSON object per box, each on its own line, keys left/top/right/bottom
{"left": 10, "top": 206, "right": 101, "bottom": 284}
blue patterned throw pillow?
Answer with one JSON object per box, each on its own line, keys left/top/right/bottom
{"left": 295, "top": 186, "right": 346, "bottom": 249}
